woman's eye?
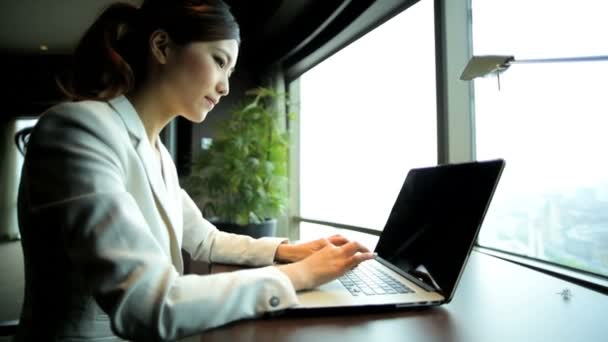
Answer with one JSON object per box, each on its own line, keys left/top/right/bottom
{"left": 214, "top": 56, "right": 226, "bottom": 68}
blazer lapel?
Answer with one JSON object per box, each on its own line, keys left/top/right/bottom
{"left": 108, "top": 96, "right": 183, "bottom": 272}
{"left": 158, "top": 141, "right": 183, "bottom": 243}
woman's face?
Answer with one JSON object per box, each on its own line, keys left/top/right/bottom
{"left": 160, "top": 39, "right": 239, "bottom": 123}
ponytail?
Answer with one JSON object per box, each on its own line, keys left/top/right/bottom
{"left": 58, "top": 3, "right": 140, "bottom": 101}
{"left": 58, "top": 0, "right": 240, "bottom": 102}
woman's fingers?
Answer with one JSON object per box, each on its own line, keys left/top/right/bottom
{"left": 327, "top": 234, "right": 349, "bottom": 246}
{"left": 340, "top": 240, "right": 371, "bottom": 255}
{"left": 337, "top": 241, "right": 374, "bottom": 271}
{"left": 351, "top": 251, "right": 375, "bottom": 265}
{"left": 339, "top": 252, "right": 373, "bottom": 272}
{"left": 279, "top": 239, "right": 376, "bottom": 291}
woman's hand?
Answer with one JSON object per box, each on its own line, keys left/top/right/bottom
{"left": 274, "top": 235, "right": 351, "bottom": 263}
{"left": 275, "top": 236, "right": 347, "bottom": 263}
{"left": 277, "top": 240, "right": 375, "bottom": 291}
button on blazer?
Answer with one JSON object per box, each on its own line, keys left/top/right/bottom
{"left": 16, "top": 96, "right": 297, "bottom": 341}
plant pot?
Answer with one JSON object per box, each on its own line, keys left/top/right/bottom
{"left": 212, "top": 218, "right": 277, "bottom": 239}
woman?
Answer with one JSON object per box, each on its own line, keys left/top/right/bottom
{"left": 16, "top": 0, "right": 374, "bottom": 341}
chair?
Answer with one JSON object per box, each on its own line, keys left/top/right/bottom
{"left": 14, "top": 126, "right": 33, "bottom": 157}
{"left": 0, "top": 319, "right": 19, "bottom": 336}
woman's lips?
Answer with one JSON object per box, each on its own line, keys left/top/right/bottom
{"left": 205, "top": 96, "right": 217, "bottom": 108}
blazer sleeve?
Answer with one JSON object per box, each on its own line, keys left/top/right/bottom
{"left": 180, "top": 189, "right": 289, "bottom": 266}
{"left": 20, "top": 103, "right": 298, "bottom": 341}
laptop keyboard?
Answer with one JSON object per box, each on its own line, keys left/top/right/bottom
{"left": 338, "top": 261, "right": 414, "bottom": 296}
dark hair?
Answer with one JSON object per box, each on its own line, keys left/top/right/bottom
{"left": 58, "top": 0, "right": 240, "bottom": 101}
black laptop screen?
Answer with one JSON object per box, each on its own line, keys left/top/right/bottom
{"left": 374, "top": 159, "right": 504, "bottom": 301}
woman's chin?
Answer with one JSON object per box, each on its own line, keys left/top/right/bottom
{"left": 185, "top": 110, "right": 208, "bottom": 123}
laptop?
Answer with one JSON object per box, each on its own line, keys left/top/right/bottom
{"left": 289, "top": 159, "right": 505, "bottom": 312}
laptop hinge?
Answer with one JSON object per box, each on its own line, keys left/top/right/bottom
{"left": 376, "top": 256, "right": 440, "bottom": 293}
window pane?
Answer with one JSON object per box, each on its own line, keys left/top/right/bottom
{"left": 299, "top": 0, "right": 436, "bottom": 230}
{"left": 473, "top": 0, "right": 608, "bottom": 59}
{"left": 473, "top": 0, "right": 608, "bottom": 277}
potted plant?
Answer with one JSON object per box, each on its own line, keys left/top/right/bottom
{"left": 182, "top": 87, "right": 291, "bottom": 238}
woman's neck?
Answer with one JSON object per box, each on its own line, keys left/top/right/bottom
{"left": 125, "top": 89, "right": 174, "bottom": 148}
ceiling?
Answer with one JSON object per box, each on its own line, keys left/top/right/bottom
{"left": 0, "top": 0, "right": 142, "bottom": 54}
{"left": 0, "top": 0, "right": 293, "bottom": 58}
{"left": 0, "top": 0, "right": 353, "bottom": 75}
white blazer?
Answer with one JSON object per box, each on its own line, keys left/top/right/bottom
{"left": 16, "top": 96, "right": 298, "bottom": 341}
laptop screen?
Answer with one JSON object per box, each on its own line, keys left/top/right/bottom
{"left": 374, "top": 159, "right": 505, "bottom": 301}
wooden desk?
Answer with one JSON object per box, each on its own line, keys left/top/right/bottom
{"left": 184, "top": 251, "right": 608, "bottom": 342}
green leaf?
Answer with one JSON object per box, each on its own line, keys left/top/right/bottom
{"left": 180, "top": 86, "right": 292, "bottom": 225}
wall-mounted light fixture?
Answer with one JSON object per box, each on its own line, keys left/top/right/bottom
{"left": 460, "top": 54, "right": 608, "bottom": 89}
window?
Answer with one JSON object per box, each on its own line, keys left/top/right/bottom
{"left": 298, "top": 0, "right": 437, "bottom": 233}
{"left": 472, "top": 0, "right": 608, "bottom": 277}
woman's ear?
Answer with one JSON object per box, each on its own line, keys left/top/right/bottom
{"left": 149, "top": 29, "right": 172, "bottom": 65}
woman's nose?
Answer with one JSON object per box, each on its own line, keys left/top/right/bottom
{"left": 217, "top": 77, "right": 230, "bottom": 96}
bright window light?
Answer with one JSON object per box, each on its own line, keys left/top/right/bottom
{"left": 473, "top": 0, "right": 608, "bottom": 277}
{"left": 299, "top": 0, "right": 437, "bottom": 230}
